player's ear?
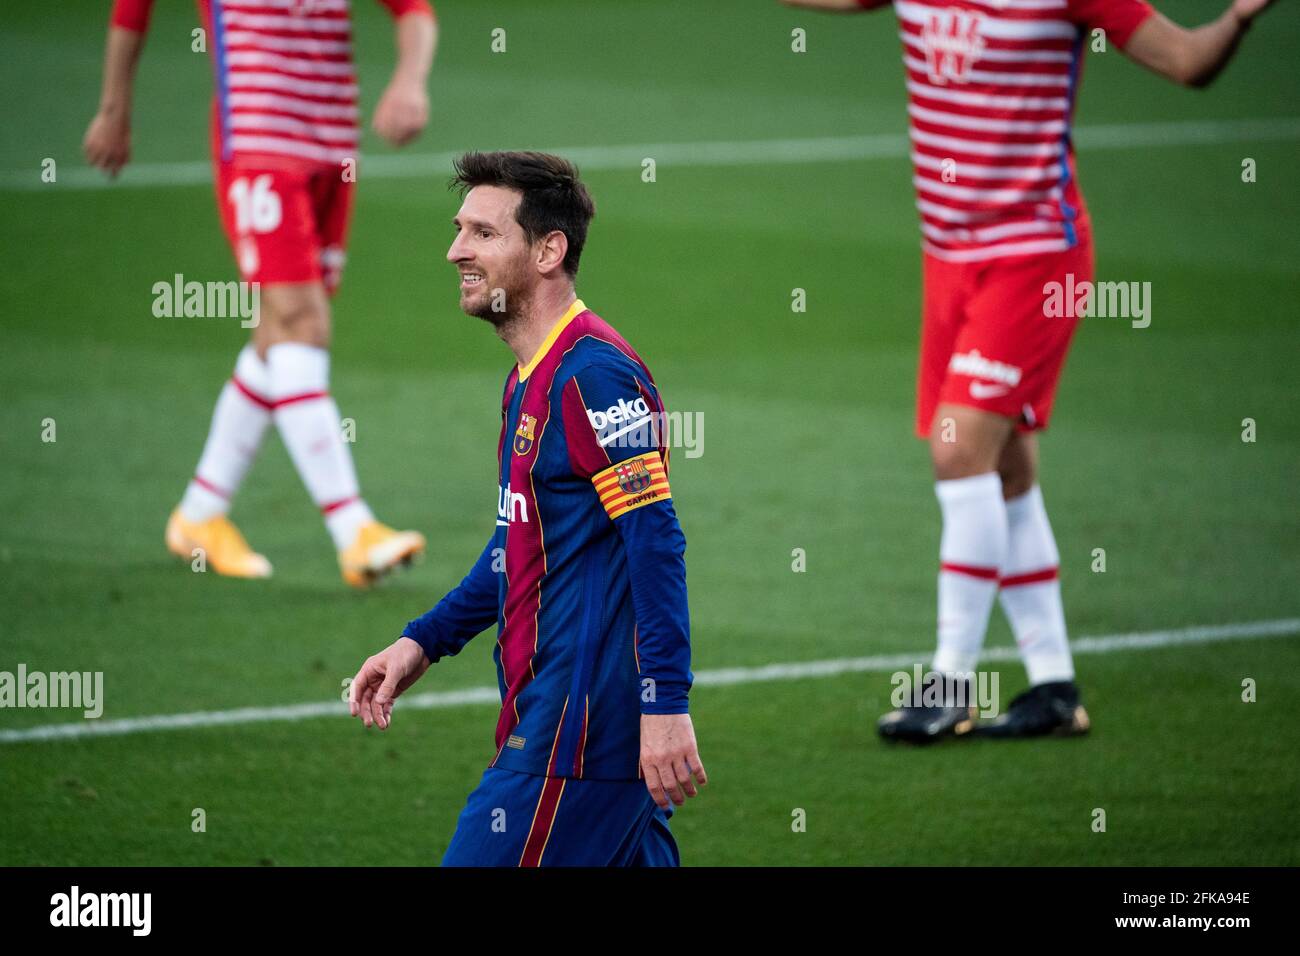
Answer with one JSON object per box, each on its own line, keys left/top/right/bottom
{"left": 535, "top": 229, "right": 569, "bottom": 277}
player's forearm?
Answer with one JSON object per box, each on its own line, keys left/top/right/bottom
{"left": 617, "top": 505, "right": 693, "bottom": 714}
{"left": 402, "top": 537, "right": 498, "bottom": 662}
{"left": 95, "top": 26, "right": 146, "bottom": 119}
{"left": 391, "top": 12, "right": 437, "bottom": 90}
{"left": 1125, "top": 4, "right": 1259, "bottom": 89}
{"left": 1176, "top": 7, "right": 1253, "bottom": 88}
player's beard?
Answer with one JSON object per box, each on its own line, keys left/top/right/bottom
{"left": 460, "top": 257, "right": 532, "bottom": 330}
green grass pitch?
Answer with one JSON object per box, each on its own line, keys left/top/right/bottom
{"left": 0, "top": 0, "right": 1297, "bottom": 865}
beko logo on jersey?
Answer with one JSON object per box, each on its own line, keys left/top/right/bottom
{"left": 948, "top": 350, "right": 1022, "bottom": 387}
{"left": 497, "top": 484, "right": 528, "bottom": 526}
{"left": 586, "top": 396, "right": 651, "bottom": 432}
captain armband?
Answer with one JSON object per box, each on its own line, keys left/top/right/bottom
{"left": 591, "top": 451, "right": 671, "bottom": 520}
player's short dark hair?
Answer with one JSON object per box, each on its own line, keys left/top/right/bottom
{"left": 450, "top": 151, "right": 596, "bottom": 278}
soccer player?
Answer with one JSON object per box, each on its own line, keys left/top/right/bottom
{"left": 83, "top": 0, "right": 436, "bottom": 586}
{"left": 781, "top": 0, "right": 1276, "bottom": 738}
{"left": 347, "top": 152, "right": 705, "bottom": 866}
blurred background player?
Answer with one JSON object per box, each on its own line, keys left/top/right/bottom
{"left": 83, "top": 0, "right": 436, "bottom": 586}
{"left": 348, "top": 152, "right": 705, "bottom": 866}
{"left": 782, "top": 0, "right": 1276, "bottom": 739}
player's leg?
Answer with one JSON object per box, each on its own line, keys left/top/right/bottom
{"left": 302, "top": 168, "right": 424, "bottom": 586}
{"left": 975, "top": 236, "right": 1092, "bottom": 737}
{"left": 929, "top": 402, "right": 1015, "bottom": 679}
{"left": 522, "top": 777, "right": 678, "bottom": 867}
{"left": 981, "top": 431, "right": 1089, "bottom": 738}
{"left": 254, "top": 279, "right": 366, "bottom": 552}
{"left": 252, "top": 281, "right": 423, "bottom": 585}
{"left": 879, "top": 255, "right": 1012, "bottom": 742}
{"left": 997, "top": 431, "right": 1071, "bottom": 683}
{"left": 442, "top": 770, "right": 679, "bottom": 867}
{"left": 166, "top": 343, "right": 276, "bottom": 578}
{"left": 878, "top": 403, "right": 1015, "bottom": 741}
{"left": 624, "top": 806, "right": 680, "bottom": 867}
{"left": 441, "top": 768, "right": 545, "bottom": 867}
{"left": 164, "top": 165, "right": 286, "bottom": 578}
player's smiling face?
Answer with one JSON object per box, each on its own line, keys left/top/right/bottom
{"left": 447, "top": 185, "right": 533, "bottom": 324}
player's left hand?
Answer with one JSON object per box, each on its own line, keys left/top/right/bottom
{"left": 372, "top": 79, "right": 428, "bottom": 147}
{"left": 1230, "top": 0, "right": 1275, "bottom": 23}
{"left": 639, "top": 713, "right": 708, "bottom": 810}
{"left": 348, "top": 636, "right": 429, "bottom": 729}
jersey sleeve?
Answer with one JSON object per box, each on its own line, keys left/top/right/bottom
{"left": 1068, "top": 0, "right": 1156, "bottom": 49}
{"left": 401, "top": 536, "right": 498, "bottom": 663}
{"left": 561, "top": 360, "right": 669, "bottom": 515}
{"left": 110, "top": 0, "right": 155, "bottom": 32}
{"left": 376, "top": 0, "right": 435, "bottom": 18}
{"left": 561, "top": 361, "right": 692, "bottom": 714}
{"left": 854, "top": 0, "right": 894, "bottom": 9}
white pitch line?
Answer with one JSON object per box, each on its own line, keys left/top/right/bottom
{"left": 1, "top": 617, "right": 1296, "bottom": 744}
{"left": 4, "top": 117, "right": 1298, "bottom": 192}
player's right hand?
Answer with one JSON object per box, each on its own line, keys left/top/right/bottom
{"left": 639, "top": 713, "right": 708, "bottom": 811}
{"left": 83, "top": 109, "right": 131, "bottom": 178}
{"left": 348, "top": 636, "right": 430, "bottom": 730}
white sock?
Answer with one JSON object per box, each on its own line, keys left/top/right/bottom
{"left": 266, "top": 343, "right": 373, "bottom": 550}
{"left": 933, "top": 472, "right": 1008, "bottom": 675}
{"left": 1000, "top": 485, "right": 1075, "bottom": 685}
{"left": 179, "top": 345, "right": 273, "bottom": 523}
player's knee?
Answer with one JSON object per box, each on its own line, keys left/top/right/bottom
{"left": 997, "top": 435, "right": 1038, "bottom": 499}
{"left": 263, "top": 293, "right": 330, "bottom": 349}
{"left": 999, "top": 458, "right": 1035, "bottom": 499}
{"left": 929, "top": 431, "right": 994, "bottom": 480}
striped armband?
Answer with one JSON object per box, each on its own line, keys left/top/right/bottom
{"left": 592, "top": 452, "right": 671, "bottom": 520}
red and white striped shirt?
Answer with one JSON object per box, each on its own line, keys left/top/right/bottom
{"left": 111, "top": 0, "right": 433, "bottom": 169}
{"left": 860, "top": 0, "right": 1153, "bottom": 262}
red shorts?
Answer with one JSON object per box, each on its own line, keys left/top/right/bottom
{"left": 916, "top": 232, "right": 1094, "bottom": 438}
{"left": 214, "top": 160, "right": 354, "bottom": 295}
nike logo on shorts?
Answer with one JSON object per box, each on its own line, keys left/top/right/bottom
{"left": 969, "top": 381, "right": 1010, "bottom": 399}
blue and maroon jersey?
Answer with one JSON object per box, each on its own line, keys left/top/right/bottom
{"left": 403, "top": 300, "right": 691, "bottom": 781}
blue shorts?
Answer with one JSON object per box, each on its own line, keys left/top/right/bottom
{"left": 441, "top": 768, "right": 679, "bottom": 867}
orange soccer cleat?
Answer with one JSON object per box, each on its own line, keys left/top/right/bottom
{"left": 165, "top": 509, "right": 273, "bottom": 579}
{"left": 338, "top": 520, "right": 426, "bottom": 588}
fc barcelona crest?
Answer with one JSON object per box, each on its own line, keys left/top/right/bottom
{"left": 513, "top": 413, "right": 537, "bottom": 455}
{"left": 616, "top": 458, "right": 653, "bottom": 495}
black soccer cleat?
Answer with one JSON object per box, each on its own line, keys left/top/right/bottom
{"left": 877, "top": 674, "right": 976, "bottom": 744}
{"left": 973, "top": 680, "right": 1090, "bottom": 738}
